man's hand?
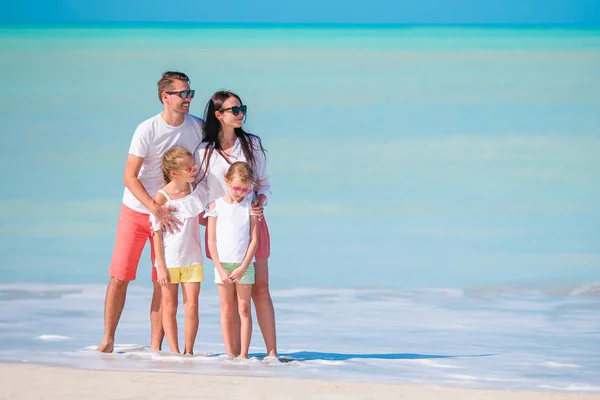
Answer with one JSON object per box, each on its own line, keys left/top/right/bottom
{"left": 154, "top": 204, "right": 182, "bottom": 234}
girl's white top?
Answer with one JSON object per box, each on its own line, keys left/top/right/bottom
{"left": 194, "top": 137, "right": 271, "bottom": 205}
{"left": 150, "top": 184, "right": 207, "bottom": 269}
{"left": 205, "top": 196, "right": 253, "bottom": 264}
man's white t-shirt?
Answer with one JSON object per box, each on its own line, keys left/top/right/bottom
{"left": 122, "top": 113, "right": 203, "bottom": 214}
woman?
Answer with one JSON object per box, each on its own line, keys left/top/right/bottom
{"left": 196, "top": 91, "right": 277, "bottom": 358}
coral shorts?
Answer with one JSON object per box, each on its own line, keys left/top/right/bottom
{"left": 205, "top": 216, "right": 271, "bottom": 260}
{"left": 108, "top": 204, "right": 157, "bottom": 282}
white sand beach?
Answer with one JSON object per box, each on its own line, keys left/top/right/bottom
{"left": 1, "top": 363, "right": 599, "bottom": 400}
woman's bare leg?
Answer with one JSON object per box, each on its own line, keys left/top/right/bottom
{"left": 252, "top": 258, "right": 277, "bottom": 357}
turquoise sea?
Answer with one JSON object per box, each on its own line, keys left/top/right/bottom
{"left": 0, "top": 25, "right": 599, "bottom": 391}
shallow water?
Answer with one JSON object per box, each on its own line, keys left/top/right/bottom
{"left": 0, "top": 283, "right": 599, "bottom": 392}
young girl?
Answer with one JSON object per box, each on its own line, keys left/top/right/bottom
{"left": 151, "top": 147, "right": 206, "bottom": 354}
{"left": 206, "top": 161, "right": 259, "bottom": 359}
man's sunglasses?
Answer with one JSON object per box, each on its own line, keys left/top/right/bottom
{"left": 219, "top": 105, "right": 247, "bottom": 116}
{"left": 166, "top": 90, "right": 195, "bottom": 99}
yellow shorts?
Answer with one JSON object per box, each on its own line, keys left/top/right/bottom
{"left": 166, "top": 264, "right": 204, "bottom": 284}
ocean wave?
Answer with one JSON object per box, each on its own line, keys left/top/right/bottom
{"left": 539, "top": 384, "right": 600, "bottom": 392}
{"left": 570, "top": 281, "right": 600, "bottom": 296}
{"left": 543, "top": 361, "right": 581, "bottom": 368}
{"left": 36, "top": 335, "right": 73, "bottom": 341}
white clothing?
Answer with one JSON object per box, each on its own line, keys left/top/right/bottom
{"left": 205, "top": 196, "right": 253, "bottom": 264}
{"left": 194, "top": 136, "right": 271, "bottom": 206}
{"left": 123, "top": 113, "right": 203, "bottom": 214}
{"left": 150, "top": 184, "right": 207, "bottom": 269}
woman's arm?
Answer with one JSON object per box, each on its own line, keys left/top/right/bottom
{"left": 252, "top": 137, "right": 271, "bottom": 206}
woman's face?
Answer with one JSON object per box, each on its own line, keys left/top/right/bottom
{"left": 215, "top": 96, "right": 245, "bottom": 129}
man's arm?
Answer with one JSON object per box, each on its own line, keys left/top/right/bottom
{"left": 124, "top": 154, "right": 157, "bottom": 213}
{"left": 124, "top": 154, "right": 181, "bottom": 233}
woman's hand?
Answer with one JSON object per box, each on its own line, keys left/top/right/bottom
{"left": 251, "top": 194, "right": 266, "bottom": 220}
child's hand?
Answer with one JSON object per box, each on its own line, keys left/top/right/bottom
{"left": 217, "top": 267, "right": 232, "bottom": 284}
{"left": 157, "top": 266, "right": 170, "bottom": 286}
{"left": 229, "top": 267, "right": 247, "bottom": 283}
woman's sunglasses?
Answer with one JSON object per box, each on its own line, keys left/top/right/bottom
{"left": 166, "top": 90, "right": 195, "bottom": 99}
{"left": 219, "top": 105, "right": 247, "bottom": 116}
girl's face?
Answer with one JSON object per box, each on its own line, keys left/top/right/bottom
{"left": 225, "top": 176, "right": 253, "bottom": 202}
{"left": 170, "top": 157, "right": 197, "bottom": 183}
{"left": 216, "top": 96, "right": 245, "bottom": 129}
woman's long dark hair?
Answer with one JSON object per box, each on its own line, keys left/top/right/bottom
{"left": 198, "top": 91, "right": 266, "bottom": 184}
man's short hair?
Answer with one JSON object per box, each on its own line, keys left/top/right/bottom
{"left": 157, "top": 71, "right": 190, "bottom": 103}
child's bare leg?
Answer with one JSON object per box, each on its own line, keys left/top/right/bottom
{"left": 181, "top": 282, "right": 200, "bottom": 355}
{"left": 236, "top": 283, "right": 253, "bottom": 359}
{"left": 217, "top": 283, "right": 237, "bottom": 356}
{"left": 162, "top": 283, "right": 180, "bottom": 353}
{"left": 232, "top": 292, "right": 241, "bottom": 356}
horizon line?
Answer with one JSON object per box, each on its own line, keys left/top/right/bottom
{"left": 1, "top": 21, "right": 600, "bottom": 30}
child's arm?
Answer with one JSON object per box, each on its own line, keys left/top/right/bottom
{"left": 206, "top": 202, "right": 231, "bottom": 284}
{"left": 151, "top": 192, "right": 170, "bottom": 286}
{"left": 229, "top": 215, "right": 259, "bottom": 283}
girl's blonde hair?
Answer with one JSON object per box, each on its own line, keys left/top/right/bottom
{"left": 225, "top": 161, "right": 255, "bottom": 184}
{"left": 162, "top": 147, "right": 193, "bottom": 183}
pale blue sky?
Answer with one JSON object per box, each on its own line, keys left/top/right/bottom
{"left": 3, "top": 0, "right": 600, "bottom": 25}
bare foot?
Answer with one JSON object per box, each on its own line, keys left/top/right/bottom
{"left": 97, "top": 340, "right": 114, "bottom": 353}
{"left": 262, "top": 355, "right": 281, "bottom": 364}
{"left": 266, "top": 350, "right": 278, "bottom": 358}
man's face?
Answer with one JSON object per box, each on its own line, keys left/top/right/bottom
{"left": 162, "top": 79, "right": 192, "bottom": 114}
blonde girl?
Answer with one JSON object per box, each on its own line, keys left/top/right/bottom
{"left": 151, "top": 147, "right": 206, "bottom": 354}
{"left": 206, "top": 161, "right": 259, "bottom": 359}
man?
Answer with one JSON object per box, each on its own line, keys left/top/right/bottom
{"left": 98, "top": 71, "right": 203, "bottom": 353}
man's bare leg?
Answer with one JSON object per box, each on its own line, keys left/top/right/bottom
{"left": 98, "top": 277, "right": 129, "bottom": 353}
{"left": 150, "top": 281, "right": 164, "bottom": 351}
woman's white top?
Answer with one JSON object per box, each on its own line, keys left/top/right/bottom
{"left": 150, "top": 183, "right": 207, "bottom": 269}
{"left": 195, "top": 136, "right": 271, "bottom": 205}
{"left": 205, "top": 196, "right": 253, "bottom": 264}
